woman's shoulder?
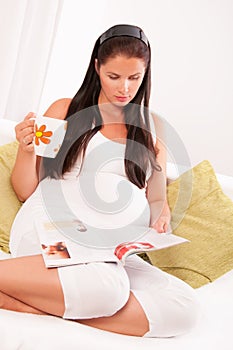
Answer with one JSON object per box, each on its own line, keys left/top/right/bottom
{"left": 44, "top": 98, "right": 72, "bottom": 120}
{"left": 149, "top": 110, "right": 161, "bottom": 124}
{"left": 149, "top": 111, "right": 165, "bottom": 132}
{"left": 149, "top": 111, "right": 166, "bottom": 145}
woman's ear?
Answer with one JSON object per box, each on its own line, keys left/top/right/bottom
{"left": 95, "top": 59, "right": 99, "bottom": 74}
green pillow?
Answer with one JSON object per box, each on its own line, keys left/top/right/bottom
{"left": 0, "top": 141, "right": 22, "bottom": 253}
{"left": 147, "top": 160, "right": 233, "bottom": 288}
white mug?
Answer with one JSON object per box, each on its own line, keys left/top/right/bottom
{"left": 33, "top": 115, "right": 67, "bottom": 158}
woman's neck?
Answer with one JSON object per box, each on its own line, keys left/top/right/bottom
{"left": 98, "top": 103, "right": 127, "bottom": 141}
{"left": 98, "top": 102, "right": 125, "bottom": 125}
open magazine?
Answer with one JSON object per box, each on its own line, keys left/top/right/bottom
{"left": 34, "top": 215, "right": 188, "bottom": 267}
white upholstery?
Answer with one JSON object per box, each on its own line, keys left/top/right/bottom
{"left": 0, "top": 119, "right": 16, "bottom": 145}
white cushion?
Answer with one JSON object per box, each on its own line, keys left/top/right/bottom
{"left": 0, "top": 119, "right": 16, "bottom": 145}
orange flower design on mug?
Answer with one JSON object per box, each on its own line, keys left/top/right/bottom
{"left": 35, "top": 124, "right": 53, "bottom": 145}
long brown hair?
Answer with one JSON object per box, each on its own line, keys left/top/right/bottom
{"left": 42, "top": 25, "right": 161, "bottom": 188}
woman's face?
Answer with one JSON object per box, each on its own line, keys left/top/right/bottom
{"left": 96, "top": 55, "right": 146, "bottom": 107}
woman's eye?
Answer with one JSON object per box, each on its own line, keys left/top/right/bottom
{"left": 129, "top": 76, "right": 140, "bottom": 80}
{"left": 108, "top": 75, "right": 140, "bottom": 80}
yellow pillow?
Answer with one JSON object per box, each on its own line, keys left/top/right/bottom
{"left": 0, "top": 141, "right": 22, "bottom": 253}
{"left": 147, "top": 160, "right": 233, "bottom": 288}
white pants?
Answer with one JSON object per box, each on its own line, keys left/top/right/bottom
{"left": 58, "top": 255, "right": 199, "bottom": 338}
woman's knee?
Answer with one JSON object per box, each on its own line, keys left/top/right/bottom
{"left": 163, "top": 286, "right": 200, "bottom": 337}
{"left": 59, "top": 262, "right": 130, "bottom": 319}
{"left": 157, "top": 286, "right": 199, "bottom": 337}
{"left": 97, "top": 263, "right": 130, "bottom": 316}
{"left": 135, "top": 279, "right": 200, "bottom": 338}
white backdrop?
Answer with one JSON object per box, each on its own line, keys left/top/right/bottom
{"left": 1, "top": 0, "right": 233, "bottom": 176}
{"left": 0, "top": 0, "right": 63, "bottom": 120}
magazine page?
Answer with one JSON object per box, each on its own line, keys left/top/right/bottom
{"left": 34, "top": 215, "right": 188, "bottom": 268}
{"left": 34, "top": 216, "right": 119, "bottom": 268}
{"left": 114, "top": 228, "right": 189, "bottom": 264}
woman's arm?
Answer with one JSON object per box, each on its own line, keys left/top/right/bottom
{"left": 11, "top": 98, "right": 71, "bottom": 202}
{"left": 11, "top": 112, "right": 38, "bottom": 202}
{"left": 146, "top": 114, "right": 171, "bottom": 233}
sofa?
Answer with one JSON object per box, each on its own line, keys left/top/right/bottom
{"left": 0, "top": 118, "right": 233, "bottom": 350}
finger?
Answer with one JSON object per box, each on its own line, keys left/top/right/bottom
{"left": 20, "top": 126, "right": 35, "bottom": 138}
{"left": 15, "top": 121, "right": 35, "bottom": 137}
{"left": 15, "top": 112, "right": 36, "bottom": 132}
{"left": 24, "top": 112, "right": 36, "bottom": 121}
{"left": 163, "top": 222, "right": 168, "bottom": 233}
{"left": 20, "top": 136, "right": 35, "bottom": 153}
{"left": 17, "top": 127, "right": 35, "bottom": 144}
{"left": 154, "top": 222, "right": 165, "bottom": 233}
{"left": 22, "top": 134, "right": 34, "bottom": 145}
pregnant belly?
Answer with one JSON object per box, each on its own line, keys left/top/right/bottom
{"left": 64, "top": 172, "right": 150, "bottom": 229}
{"left": 11, "top": 174, "right": 151, "bottom": 250}
{"left": 38, "top": 173, "right": 150, "bottom": 230}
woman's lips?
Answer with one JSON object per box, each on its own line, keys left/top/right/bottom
{"left": 115, "top": 96, "right": 128, "bottom": 102}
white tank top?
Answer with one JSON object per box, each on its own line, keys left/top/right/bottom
{"left": 63, "top": 130, "right": 156, "bottom": 181}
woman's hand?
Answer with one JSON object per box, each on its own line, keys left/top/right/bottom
{"left": 149, "top": 200, "right": 171, "bottom": 233}
{"left": 11, "top": 112, "right": 39, "bottom": 202}
{"left": 15, "top": 112, "right": 36, "bottom": 153}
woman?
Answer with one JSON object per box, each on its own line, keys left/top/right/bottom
{"left": 0, "top": 24, "right": 199, "bottom": 337}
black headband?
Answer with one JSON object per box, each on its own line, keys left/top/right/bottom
{"left": 99, "top": 24, "right": 149, "bottom": 47}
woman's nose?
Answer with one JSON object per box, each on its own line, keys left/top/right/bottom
{"left": 118, "top": 79, "right": 129, "bottom": 93}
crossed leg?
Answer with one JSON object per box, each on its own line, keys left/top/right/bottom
{"left": 0, "top": 254, "right": 149, "bottom": 336}
{"left": 0, "top": 254, "right": 198, "bottom": 337}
